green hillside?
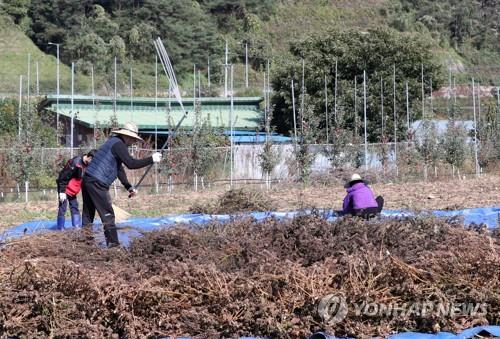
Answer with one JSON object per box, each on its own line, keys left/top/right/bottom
{"left": 0, "top": 0, "right": 498, "bottom": 96}
{"left": 0, "top": 16, "right": 84, "bottom": 95}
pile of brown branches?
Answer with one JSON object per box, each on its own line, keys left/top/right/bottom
{"left": 0, "top": 214, "right": 498, "bottom": 338}
{"left": 190, "top": 188, "right": 275, "bottom": 214}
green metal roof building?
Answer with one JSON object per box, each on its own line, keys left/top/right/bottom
{"left": 41, "top": 95, "right": 264, "bottom": 146}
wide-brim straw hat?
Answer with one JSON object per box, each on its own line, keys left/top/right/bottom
{"left": 112, "top": 122, "right": 143, "bottom": 141}
{"left": 345, "top": 173, "right": 364, "bottom": 188}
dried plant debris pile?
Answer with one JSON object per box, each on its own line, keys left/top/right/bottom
{"left": 0, "top": 216, "right": 499, "bottom": 338}
{"left": 190, "top": 188, "right": 275, "bottom": 214}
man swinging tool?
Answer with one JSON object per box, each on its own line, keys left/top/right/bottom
{"left": 56, "top": 149, "right": 96, "bottom": 229}
{"left": 82, "top": 122, "right": 162, "bottom": 247}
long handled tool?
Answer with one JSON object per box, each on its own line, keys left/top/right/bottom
{"left": 130, "top": 37, "right": 189, "bottom": 194}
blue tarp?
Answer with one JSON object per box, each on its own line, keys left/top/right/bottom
{"left": 2, "top": 206, "right": 498, "bottom": 247}
{"left": 310, "top": 325, "right": 500, "bottom": 338}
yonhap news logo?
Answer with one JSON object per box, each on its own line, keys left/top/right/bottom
{"left": 317, "top": 294, "right": 348, "bottom": 324}
{"left": 317, "top": 295, "right": 488, "bottom": 325}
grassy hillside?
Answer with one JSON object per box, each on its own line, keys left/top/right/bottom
{"left": 0, "top": 0, "right": 498, "bottom": 97}
{"left": 0, "top": 16, "right": 84, "bottom": 95}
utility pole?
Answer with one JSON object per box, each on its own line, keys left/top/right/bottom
{"left": 334, "top": 58, "right": 338, "bottom": 124}
{"left": 91, "top": 65, "right": 96, "bottom": 147}
{"left": 354, "top": 76, "right": 357, "bottom": 137}
{"left": 91, "top": 65, "right": 95, "bottom": 110}
{"left": 380, "top": 77, "right": 384, "bottom": 137}
{"left": 245, "top": 43, "right": 249, "bottom": 88}
{"left": 130, "top": 67, "right": 133, "bottom": 121}
{"left": 198, "top": 69, "right": 201, "bottom": 99}
{"left": 48, "top": 42, "right": 60, "bottom": 141}
{"left": 18, "top": 75, "right": 23, "bottom": 139}
{"left": 471, "top": 77, "right": 479, "bottom": 177}
{"left": 114, "top": 56, "right": 117, "bottom": 117}
{"left": 263, "top": 71, "right": 267, "bottom": 123}
{"left": 291, "top": 76, "right": 299, "bottom": 173}
{"left": 36, "top": 61, "right": 39, "bottom": 96}
{"left": 264, "top": 69, "right": 268, "bottom": 143}
{"left": 430, "top": 78, "right": 433, "bottom": 116}
{"left": 363, "top": 70, "right": 368, "bottom": 168}
{"left": 421, "top": 63, "right": 425, "bottom": 120}
{"left": 230, "top": 64, "right": 234, "bottom": 187}
{"left": 324, "top": 74, "right": 328, "bottom": 143}
{"left": 291, "top": 79, "right": 297, "bottom": 143}
{"left": 154, "top": 55, "right": 159, "bottom": 193}
{"left": 207, "top": 57, "right": 210, "bottom": 91}
{"left": 448, "top": 64, "right": 451, "bottom": 116}
{"left": 56, "top": 46, "right": 59, "bottom": 138}
{"left": 27, "top": 53, "right": 31, "bottom": 113}
{"left": 406, "top": 81, "right": 410, "bottom": 132}
{"left": 267, "top": 60, "right": 271, "bottom": 115}
{"left": 224, "top": 40, "right": 228, "bottom": 97}
{"left": 477, "top": 80, "right": 481, "bottom": 123}
{"left": 155, "top": 54, "right": 158, "bottom": 150}
{"left": 453, "top": 77, "right": 457, "bottom": 105}
{"left": 264, "top": 60, "right": 270, "bottom": 122}
{"left": 301, "top": 59, "right": 305, "bottom": 134}
{"left": 70, "top": 62, "right": 75, "bottom": 157}
{"left": 193, "top": 64, "right": 196, "bottom": 104}
{"left": 393, "top": 64, "right": 398, "bottom": 175}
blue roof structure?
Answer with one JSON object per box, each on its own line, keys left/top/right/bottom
{"left": 140, "top": 130, "right": 292, "bottom": 143}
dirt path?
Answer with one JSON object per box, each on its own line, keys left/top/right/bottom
{"left": 1, "top": 174, "right": 499, "bottom": 230}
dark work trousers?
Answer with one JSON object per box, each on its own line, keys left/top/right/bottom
{"left": 353, "top": 196, "right": 385, "bottom": 220}
{"left": 82, "top": 177, "right": 119, "bottom": 247}
{"left": 57, "top": 195, "right": 79, "bottom": 218}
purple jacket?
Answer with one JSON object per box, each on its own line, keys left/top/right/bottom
{"left": 342, "top": 182, "right": 378, "bottom": 213}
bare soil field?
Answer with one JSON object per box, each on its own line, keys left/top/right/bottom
{"left": 1, "top": 174, "right": 499, "bottom": 230}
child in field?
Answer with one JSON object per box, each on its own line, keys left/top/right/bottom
{"left": 341, "top": 173, "right": 384, "bottom": 219}
{"left": 56, "top": 150, "right": 96, "bottom": 229}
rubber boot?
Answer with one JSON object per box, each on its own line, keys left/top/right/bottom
{"left": 104, "top": 225, "right": 120, "bottom": 247}
{"left": 71, "top": 213, "right": 82, "bottom": 227}
{"left": 376, "top": 196, "right": 384, "bottom": 213}
{"left": 56, "top": 216, "right": 66, "bottom": 230}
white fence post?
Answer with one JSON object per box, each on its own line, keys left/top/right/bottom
{"left": 155, "top": 163, "right": 159, "bottom": 194}
{"left": 25, "top": 181, "right": 29, "bottom": 203}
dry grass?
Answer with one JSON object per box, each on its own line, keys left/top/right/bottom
{"left": 189, "top": 188, "right": 275, "bottom": 214}
{"left": 1, "top": 174, "right": 499, "bottom": 230}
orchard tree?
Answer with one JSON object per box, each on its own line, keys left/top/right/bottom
{"left": 441, "top": 120, "right": 469, "bottom": 177}
{"left": 292, "top": 93, "right": 318, "bottom": 183}
{"left": 189, "top": 105, "right": 226, "bottom": 183}
{"left": 415, "top": 120, "right": 440, "bottom": 180}
{"left": 271, "top": 27, "right": 443, "bottom": 142}
{"left": 258, "top": 107, "right": 278, "bottom": 188}
{"left": 4, "top": 100, "right": 57, "bottom": 193}
{"left": 477, "top": 100, "right": 499, "bottom": 169}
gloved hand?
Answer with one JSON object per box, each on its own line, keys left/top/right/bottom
{"left": 152, "top": 152, "right": 162, "bottom": 163}
{"left": 59, "top": 192, "right": 67, "bottom": 203}
{"left": 128, "top": 186, "right": 138, "bottom": 198}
